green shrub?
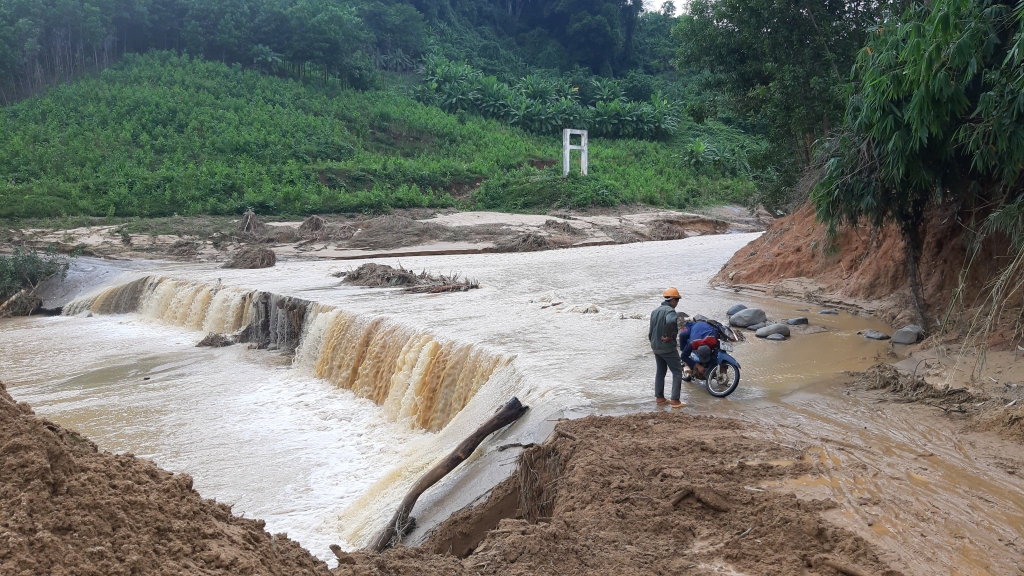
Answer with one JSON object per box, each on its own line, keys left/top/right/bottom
{"left": 0, "top": 245, "right": 75, "bottom": 301}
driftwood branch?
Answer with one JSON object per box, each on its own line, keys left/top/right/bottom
{"left": 366, "top": 397, "right": 529, "bottom": 553}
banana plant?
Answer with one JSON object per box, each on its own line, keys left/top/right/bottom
{"left": 516, "top": 75, "right": 557, "bottom": 103}
{"left": 591, "top": 78, "right": 623, "bottom": 104}
{"left": 475, "top": 76, "right": 512, "bottom": 120}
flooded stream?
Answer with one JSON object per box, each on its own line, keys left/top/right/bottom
{"left": 2, "top": 233, "right": 1022, "bottom": 573}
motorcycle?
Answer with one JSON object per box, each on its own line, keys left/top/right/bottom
{"left": 685, "top": 316, "right": 742, "bottom": 398}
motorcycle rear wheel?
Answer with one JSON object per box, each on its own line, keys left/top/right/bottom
{"left": 706, "top": 363, "right": 740, "bottom": 397}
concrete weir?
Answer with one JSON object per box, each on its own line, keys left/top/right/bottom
{"left": 63, "top": 276, "right": 510, "bottom": 431}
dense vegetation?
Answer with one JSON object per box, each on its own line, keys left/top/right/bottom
{"left": 7, "top": 0, "right": 1021, "bottom": 265}
{"left": 416, "top": 56, "right": 679, "bottom": 139}
{"left": 0, "top": 53, "right": 754, "bottom": 218}
{"left": 0, "top": 0, "right": 663, "bottom": 103}
{"left": 814, "top": 0, "right": 1024, "bottom": 327}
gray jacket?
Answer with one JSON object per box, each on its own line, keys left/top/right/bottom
{"left": 648, "top": 300, "right": 679, "bottom": 353}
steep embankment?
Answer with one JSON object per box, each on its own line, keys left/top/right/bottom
{"left": 0, "top": 380, "right": 329, "bottom": 576}
{"left": 712, "top": 202, "right": 1011, "bottom": 329}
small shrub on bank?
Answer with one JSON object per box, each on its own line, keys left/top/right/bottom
{"left": 0, "top": 245, "right": 75, "bottom": 302}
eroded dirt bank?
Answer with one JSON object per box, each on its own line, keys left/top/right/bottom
{"left": 332, "top": 412, "right": 900, "bottom": 576}
{"left": 711, "top": 202, "right": 1013, "bottom": 329}
{"left": 0, "top": 380, "right": 330, "bottom": 576}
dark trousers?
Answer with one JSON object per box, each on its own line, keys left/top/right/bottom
{"left": 654, "top": 350, "right": 682, "bottom": 401}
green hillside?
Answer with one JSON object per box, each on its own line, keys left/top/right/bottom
{"left": 0, "top": 53, "right": 756, "bottom": 218}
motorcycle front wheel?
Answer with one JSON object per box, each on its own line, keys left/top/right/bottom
{"left": 706, "top": 363, "right": 740, "bottom": 397}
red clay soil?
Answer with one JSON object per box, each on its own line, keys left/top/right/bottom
{"left": 712, "top": 202, "right": 1013, "bottom": 328}
{"left": 0, "top": 380, "right": 330, "bottom": 576}
{"left": 333, "top": 413, "right": 901, "bottom": 576}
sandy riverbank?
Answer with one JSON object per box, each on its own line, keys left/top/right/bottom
{"left": 3, "top": 205, "right": 769, "bottom": 264}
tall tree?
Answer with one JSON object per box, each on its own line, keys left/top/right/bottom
{"left": 815, "top": 0, "right": 1024, "bottom": 324}
{"left": 673, "top": 0, "right": 887, "bottom": 209}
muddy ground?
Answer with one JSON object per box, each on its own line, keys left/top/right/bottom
{"left": 329, "top": 349, "right": 1024, "bottom": 576}
{"left": 0, "top": 380, "right": 331, "bottom": 576}
{"left": 334, "top": 412, "right": 902, "bottom": 576}
{"left": 5, "top": 337, "right": 1024, "bottom": 575}
{"left": 0, "top": 205, "right": 769, "bottom": 264}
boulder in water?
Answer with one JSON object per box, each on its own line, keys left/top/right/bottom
{"left": 726, "top": 304, "right": 747, "bottom": 316}
{"left": 729, "top": 308, "right": 766, "bottom": 328}
{"left": 755, "top": 323, "right": 791, "bottom": 338}
{"left": 863, "top": 329, "right": 890, "bottom": 340}
{"left": 903, "top": 324, "right": 925, "bottom": 337}
{"left": 891, "top": 328, "right": 922, "bottom": 345}
{"left": 197, "top": 333, "right": 236, "bottom": 348}
{"left": 746, "top": 322, "right": 766, "bottom": 331}
{"left": 818, "top": 308, "right": 838, "bottom": 315}
{"left": 787, "top": 317, "right": 809, "bottom": 325}
{"left": 766, "top": 333, "right": 786, "bottom": 341}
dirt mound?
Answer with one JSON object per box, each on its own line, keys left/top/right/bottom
{"left": 0, "top": 381, "right": 329, "bottom": 576}
{"left": 713, "top": 202, "right": 1013, "bottom": 328}
{"left": 336, "top": 413, "right": 900, "bottom": 576}
{"left": 224, "top": 246, "right": 276, "bottom": 269}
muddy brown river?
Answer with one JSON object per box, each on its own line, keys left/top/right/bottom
{"left": 2, "top": 233, "right": 1022, "bottom": 574}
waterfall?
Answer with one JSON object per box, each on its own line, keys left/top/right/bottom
{"left": 64, "top": 276, "right": 511, "bottom": 431}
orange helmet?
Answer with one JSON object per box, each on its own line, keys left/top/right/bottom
{"left": 663, "top": 287, "right": 681, "bottom": 299}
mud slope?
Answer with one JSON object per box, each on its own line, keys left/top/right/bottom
{"left": 712, "top": 202, "right": 1010, "bottom": 327}
{"left": 0, "top": 381, "right": 330, "bottom": 576}
{"left": 335, "top": 413, "right": 900, "bottom": 576}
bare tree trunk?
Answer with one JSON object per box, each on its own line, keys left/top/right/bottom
{"left": 366, "top": 397, "right": 529, "bottom": 553}
{"left": 905, "top": 231, "right": 928, "bottom": 328}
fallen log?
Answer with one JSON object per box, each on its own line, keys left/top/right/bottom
{"left": 366, "top": 397, "right": 529, "bottom": 553}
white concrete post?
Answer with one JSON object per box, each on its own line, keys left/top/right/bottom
{"left": 562, "top": 129, "right": 588, "bottom": 177}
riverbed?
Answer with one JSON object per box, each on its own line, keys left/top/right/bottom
{"left": 3, "top": 233, "right": 1020, "bottom": 574}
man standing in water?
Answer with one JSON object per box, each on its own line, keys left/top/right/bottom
{"left": 649, "top": 288, "right": 686, "bottom": 408}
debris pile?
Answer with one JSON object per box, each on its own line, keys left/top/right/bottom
{"left": 223, "top": 246, "right": 276, "bottom": 269}
{"left": 339, "top": 263, "right": 479, "bottom": 293}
